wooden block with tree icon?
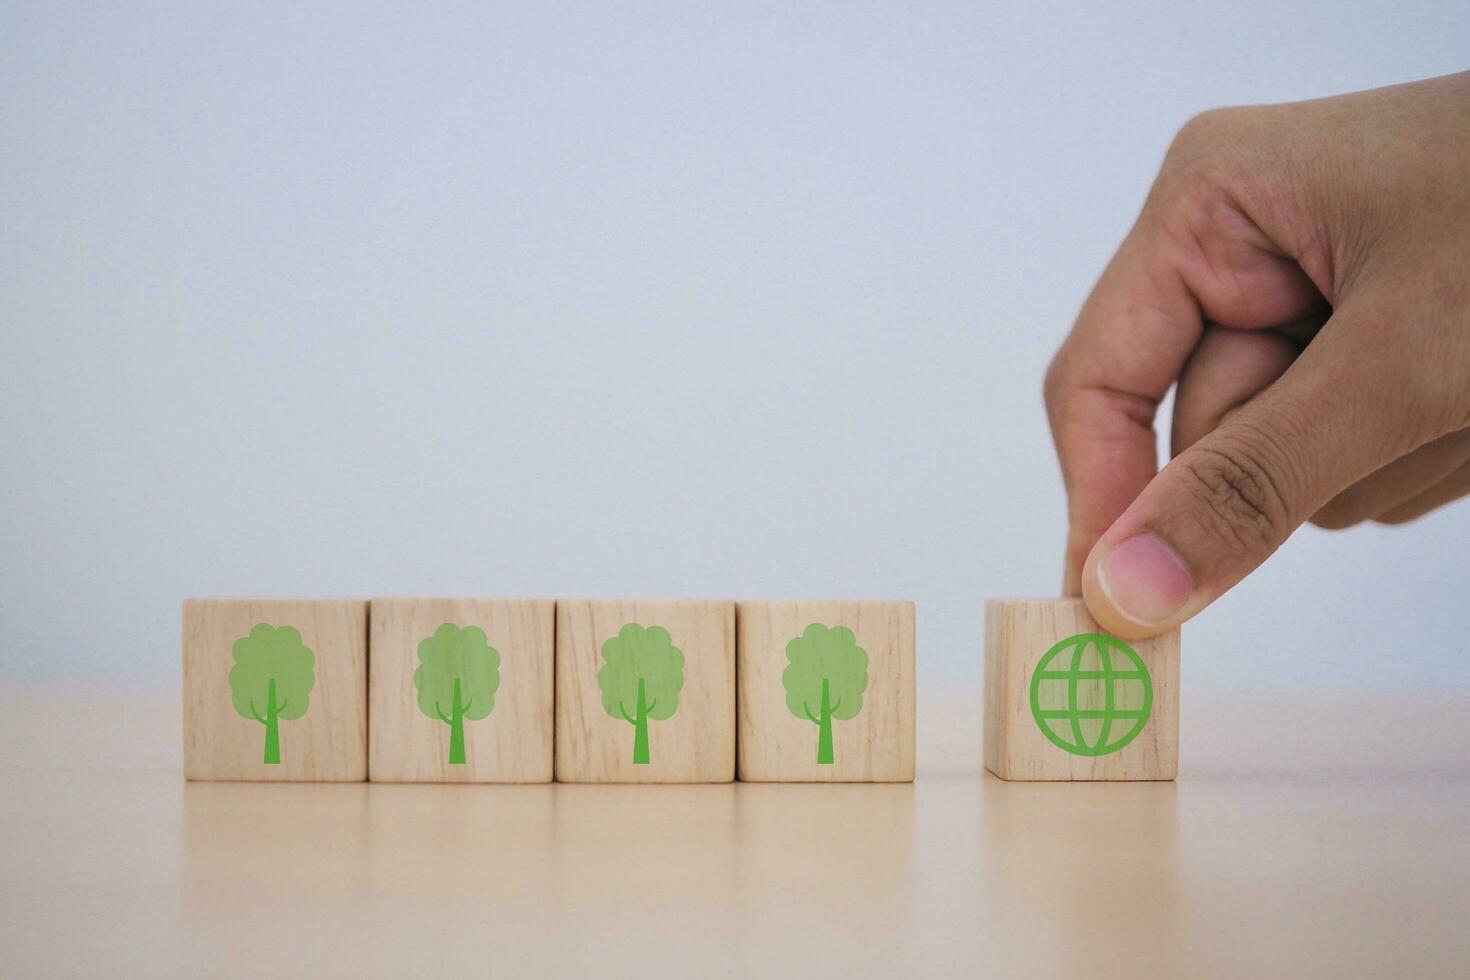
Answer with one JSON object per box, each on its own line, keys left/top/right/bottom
{"left": 555, "top": 599, "right": 735, "bottom": 783}
{"left": 183, "top": 598, "right": 367, "bottom": 781}
{"left": 984, "top": 598, "right": 1179, "bottom": 781}
{"left": 369, "top": 598, "right": 554, "bottom": 783}
{"left": 736, "top": 600, "right": 916, "bottom": 782}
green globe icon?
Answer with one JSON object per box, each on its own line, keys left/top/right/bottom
{"left": 1029, "top": 633, "right": 1153, "bottom": 757}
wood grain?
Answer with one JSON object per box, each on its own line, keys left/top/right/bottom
{"left": 737, "top": 600, "right": 915, "bottom": 782}
{"left": 555, "top": 599, "right": 735, "bottom": 783}
{"left": 984, "top": 598, "right": 1179, "bottom": 780}
{"left": 182, "top": 598, "right": 367, "bottom": 781}
{"left": 368, "top": 598, "right": 553, "bottom": 783}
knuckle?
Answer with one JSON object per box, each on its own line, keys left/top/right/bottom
{"left": 1165, "top": 108, "right": 1247, "bottom": 168}
{"left": 1154, "top": 107, "right": 1267, "bottom": 213}
{"left": 1172, "top": 108, "right": 1233, "bottom": 148}
{"left": 1308, "top": 500, "right": 1364, "bottom": 531}
{"left": 1043, "top": 355, "right": 1079, "bottom": 425}
{"left": 1308, "top": 485, "right": 1374, "bottom": 531}
{"left": 1042, "top": 357, "right": 1067, "bottom": 412}
{"left": 1177, "top": 439, "right": 1295, "bottom": 551}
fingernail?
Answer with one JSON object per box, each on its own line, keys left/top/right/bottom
{"left": 1096, "top": 533, "right": 1193, "bottom": 627}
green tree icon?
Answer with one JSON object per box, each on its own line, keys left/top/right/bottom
{"left": 597, "top": 624, "right": 684, "bottom": 765}
{"left": 782, "top": 624, "right": 869, "bottom": 765}
{"left": 413, "top": 623, "right": 501, "bottom": 765}
{"left": 228, "top": 624, "right": 316, "bottom": 765}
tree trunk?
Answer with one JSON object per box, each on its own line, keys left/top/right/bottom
{"left": 448, "top": 677, "right": 466, "bottom": 765}
{"left": 632, "top": 677, "right": 650, "bottom": 765}
{"left": 263, "top": 677, "right": 281, "bottom": 765}
{"left": 816, "top": 677, "right": 834, "bottom": 765}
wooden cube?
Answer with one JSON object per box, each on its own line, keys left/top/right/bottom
{"left": 737, "top": 600, "right": 915, "bottom": 782}
{"left": 555, "top": 599, "right": 735, "bottom": 783}
{"left": 984, "top": 599, "right": 1179, "bottom": 781}
{"left": 368, "top": 598, "right": 554, "bottom": 782}
{"left": 183, "top": 598, "right": 367, "bottom": 781}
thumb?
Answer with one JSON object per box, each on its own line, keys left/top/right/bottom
{"left": 1078, "top": 305, "right": 1442, "bottom": 638}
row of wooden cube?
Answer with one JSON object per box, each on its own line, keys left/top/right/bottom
{"left": 183, "top": 598, "right": 916, "bottom": 783}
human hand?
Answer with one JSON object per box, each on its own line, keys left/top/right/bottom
{"left": 1045, "top": 71, "right": 1470, "bottom": 640}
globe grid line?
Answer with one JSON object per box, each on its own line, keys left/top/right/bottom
{"left": 1067, "top": 635, "right": 1100, "bottom": 750}
{"left": 1035, "top": 670, "right": 1144, "bottom": 679}
{"left": 1095, "top": 639, "right": 1115, "bottom": 749}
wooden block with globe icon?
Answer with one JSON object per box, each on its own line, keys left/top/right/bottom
{"left": 984, "top": 599, "right": 1179, "bottom": 780}
{"left": 736, "top": 600, "right": 916, "bottom": 782}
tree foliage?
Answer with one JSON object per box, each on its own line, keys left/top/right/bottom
{"left": 783, "top": 624, "right": 868, "bottom": 721}
{"left": 229, "top": 623, "right": 315, "bottom": 723}
{"left": 598, "top": 623, "right": 684, "bottom": 722}
{"left": 414, "top": 623, "right": 501, "bottom": 723}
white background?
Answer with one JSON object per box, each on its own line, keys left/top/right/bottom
{"left": 3, "top": 2, "right": 1467, "bottom": 692}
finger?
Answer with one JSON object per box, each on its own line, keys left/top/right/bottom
{"left": 1079, "top": 299, "right": 1450, "bottom": 638}
{"left": 1045, "top": 229, "right": 1204, "bottom": 595}
{"left": 1311, "top": 428, "right": 1470, "bottom": 528}
{"left": 1375, "top": 458, "right": 1470, "bottom": 525}
{"left": 1170, "top": 325, "right": 1299, "bottom": 455}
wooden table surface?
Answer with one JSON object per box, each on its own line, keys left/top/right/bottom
{"left": 2, "top": 686, "right": 1467, "bottom": 978}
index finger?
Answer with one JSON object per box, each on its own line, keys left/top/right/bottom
{"left": 1044, "top": 227, "right": 1204, "bottom": 593}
